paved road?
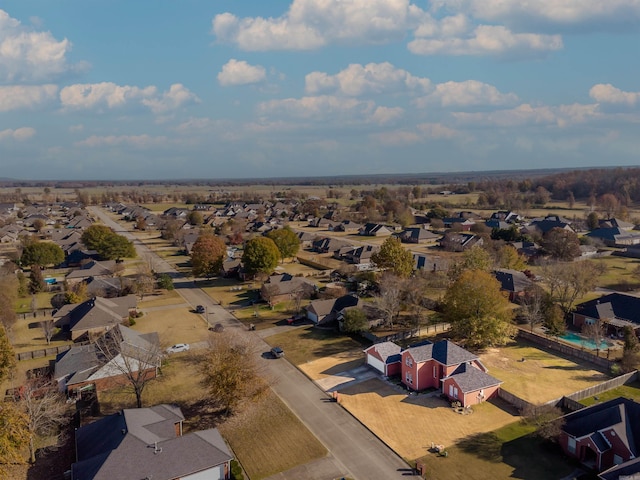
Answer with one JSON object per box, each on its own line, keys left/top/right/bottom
{"left": 89, "top": 207, "right": 414, "bottom": 479}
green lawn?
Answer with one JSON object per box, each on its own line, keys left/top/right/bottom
{"left": 265, "top": 326, "right": 369, "bottom": 366}
{"left": 416, "top": 421, "right": 575, "bottom": 480}
{"left": 580, "top": 381, "right": 640, "bottom": 406}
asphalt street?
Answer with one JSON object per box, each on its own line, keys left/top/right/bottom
{"left": 88, "top": 207, "right": 414, "bottom": 479}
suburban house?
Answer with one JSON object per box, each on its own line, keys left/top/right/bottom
{"left": 572, "top": 293, "right": 640, "bottom": 337}
{"left": 364, "top": 342, "right": 402, "bottom": 377}
{"left": 72, "top": 404, "right": 233, "bottom": 480}
{"left": 439, "top": 232, "right": 483, "bottom": 252}
{"left": 400, "top": 340, "right": 502, "bottom": 407}
{"left": 598, "top": 218, "right": 635, "bottom": 230}
{"left": 312, "top": 237, "right": 353, "bottom": 254}
{"left": 359, "top": 223, "right": 393, "bottom": 237}
{"left": 54, "top": 324, "right": 160, "bottom": 396}
{"left": 305, "top": 294, "right": 361, "bottom": 325}
{"left": 335, "top": 245, "right": 380, "bottom": 271}
{"left": 490, "top": 211, "right": 523, "bottom": 224}
{"left": 442, "top": 217, "right": 476, "bottom": 231}
{"left": 523, "top": 215, "right": 573, "bottom": 236}
{"left": 586, "top": 227, "right": 640, "bottom": 247}
{"left": 559, "top": 397, "right": 640, "bottom": 474}
{"left": 260, "top": 273, "right": 316, "bottom": 306}
{"left": 413, "top": 253, "right": 450, "bottom": 272}
{"left": 493, "top": 269, "right": 533, "bottom": 302}
{"left": 53, "top": 295, "right": 138, "bottom": 341}
{"left": 65, "top": 260, "right": 116, "bottom": 286}
{"left": 396, "top": 227, "right": 441, "bottom": 245}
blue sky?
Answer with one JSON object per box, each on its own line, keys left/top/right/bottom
{"left": 1, "top": 0, "right": 639, "bottom": 180}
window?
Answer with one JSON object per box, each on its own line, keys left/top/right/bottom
{"left": 433, "top": 366, "right": 437, "bottom": 378}
{"left": 405, "top": 372, "right": 413, "bottom": 384}
{"left": 406, "top": 357, "right": 413, "bottom": 367}
{"left": 567, "top": 437, "right": 576, "bottom": 454}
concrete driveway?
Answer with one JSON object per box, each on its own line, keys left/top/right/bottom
{"left": 315, "top": 364, "right": 378, "bottom": 392}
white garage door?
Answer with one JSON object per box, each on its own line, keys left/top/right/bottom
{"left": 367, "top": 354, "right": 385, "bottom": 374}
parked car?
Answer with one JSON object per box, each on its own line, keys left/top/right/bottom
{"left": 271, "top": 346, "right": 284, "bottom": 358}
{"left": 166, "top": 343, "right": 190, "bottom": 354}
{"left": 195, "top": 305, "right": 205, "bottom": 314}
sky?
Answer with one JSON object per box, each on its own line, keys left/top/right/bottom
{"left": 1, "top": 0, "right": 639, "bottom": 181}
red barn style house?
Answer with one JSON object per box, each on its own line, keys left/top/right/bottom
{"left": 365, "top": 339, "right": 502, "bottom": 407}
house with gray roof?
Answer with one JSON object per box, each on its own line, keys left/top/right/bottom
{"left": 305, "top": 294, "right": 361, "bottom": 326}
{"left": 53, "top": 295, "right": 137, "bottom": 341}
{"left": 72, "top": 404, "right": 233, "bottom": 480}
{"left": 493, "top": 269, "right": 533, "bottom": 302}
{"left": 396, "top": 227, "right": 441, "bottom": 245}
{"left": 54, "top": 324, "right": 160, "bottom": 396}
{"left": 260, "top": 273, "right": 316, "bottom": 306}
{"left": 573, "top": 292, "right": 640, "bottom": 337}
{"left": 400, "top": 339, "right": 502, "bottom": 407}
{"left": 560, "top": 397, "right": 640, "bottom": 475}
{"left": 66, "top": 260, "right": 116, "bottom": 286}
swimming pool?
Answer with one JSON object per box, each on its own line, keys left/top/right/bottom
{"left": 560, "top": 332, "right": 613, "bottom": 350}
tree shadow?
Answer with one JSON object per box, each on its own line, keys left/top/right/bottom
{"left": 457, "top": 432, "right": 503, "bottom": 462}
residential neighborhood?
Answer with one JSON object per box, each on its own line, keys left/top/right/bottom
{"left": 3, "top": 177, "right": 640, "bottom": 480}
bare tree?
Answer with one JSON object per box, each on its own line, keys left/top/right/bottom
{"left": 542, "top": 261, "right": 604, "bottom": 312}
{"left": 375, "top": 273, "right": 403, "bottom": 329}
{"left": 40, "top": 320, "right": 56, "bottom": 345}
{"left": 403, "top": 276, "right": 427, "bottom": 330}
{"left": 200, "top": 331, "right": 268, "bottom": 415}
{"left": 582, "top": 320, "right": 606, "bottom": 356}
{"left": 20, "top": 381, "right": 69, "bottom": 463}
{"left": 520, "top": 285, "right": 546, "bottom": 333}
{"left": 132, "top": 263, "right": 155, "bottom": 300}
{"left": 95, "top": 326, "right": 162, "bottom": 408}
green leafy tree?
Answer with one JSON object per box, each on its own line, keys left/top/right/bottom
{"left": 541, "top": 228, "right": 581, "bottom": 261}
{"left": 448, "top": 245, "right": 493, "bottom": 281}
{"left": 371, "top": 237, "right": 414, "bottom": 278}
{"left": 29, "top": 266, "right": 45, "bottom": 294}
{"left": 156, "top": 273, "right": 174, "bottom": 290}
{"left": 265, "top": 227, "right": 300, "bottom": 262}
{"left": 496, "top": 245, "right": 527, "bottom": 271}
{"left": 100, "top": 234, "right": 136, "bottom": 261}
{"left": 443, "top": 270, "right": 516, "bottom": 349}
{"left": 586, "top": 211, "right": 599, "bottom": 231}
{"left": 341, "top": 308, "right": 369, "bottom": 333}
{"left": 242, "top": 237, "right": 280, "bottom": 277}
{"left": 81, "top": 225, "right": 114, "bottom": 251}
{"left": 191, "top": 232, "right": 226, "bottom": 277}
{"left": 21, "top": 242, "right": 64, "bottom": 267}
{"left": 187, "top": 210, "right": 204, "bottom": 226}
{"left": 544, "top": 304, "right": 566, "bottom": 338}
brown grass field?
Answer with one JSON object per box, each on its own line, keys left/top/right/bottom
{"left": 133, "top": 305, "right": 210, "bottom": 347}
{"left": 298, "top": 350, "right": 364, "bottom": 381}
{"left": 338, "top": 378, "right": 518, "bottom": 461}
{"left": 138, "top": 289, "right": 186, "bottom": 308}
{"left": 7, "top": 314, "right": 72, "bottom": 353}
{"left": 219, "top": 389, "right": 327, "bottom": 480}
{"left": 479, "top": 341, "right": 610, "bottom": 404}
{"left": 264, "top": 326, "right": 367, "bottom": 367}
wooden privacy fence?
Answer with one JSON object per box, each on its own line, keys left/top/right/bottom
{"left": 517, "top": 329, "right": 615, "bottom": 370}
{"left": 15, "top": 342, "right": 89, "bottom": 361}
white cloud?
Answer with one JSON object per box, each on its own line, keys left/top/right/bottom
{"left": 0, "top": 9, "right": 84, "bottom": 83}
{"left": 218, "top": 59, "right": 266, "bottom": 86}
{"left": 415, "top": 80, "right": 518, "bottom": 107}
{"left": 590, "top": 84, "right": 640, "bottom": 107}
{"left": 409, "top": 24, "right": 562, "bottom": 57}
{"left": 371, "top": 106, "right": 404, "bottom": 125}
{"left": 0, "top": 84, "right": 58, "bottom": 111}
{"left": 75, "top": 134, "right": 170, "bottom": 149}
{"left": 257, "top": 95, "right": 376, "bottom": 120}
{"left": 416, "top": 122, "right": 459, "bottom": 138}
{"left": 0, "top": 127, "right": 36, "bottom": 141}
{"left": 431, "top": 0, "right": 640, "bottom": 31}
{"left": 372, "top": 122, "right": 457, "bottom": 145}
{"left": 212, "top": 0, "right": 424, "bottom": 50}
{"left": 452, "top": 103, "right": 600, "bottom": 127}
{"left": 305, "top": 62, "right": 430, "bottom": 96}
{"left": 141, "top": 84, "right": 200, "bottom": 114}
{"left": 60, "top": 82, "right": 199, "bottom": 113}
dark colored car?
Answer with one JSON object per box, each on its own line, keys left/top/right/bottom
{"left": 271, "top": 346, "right": 284, "bottom": 358}
{"left": 195, "top": 305, "right": 205, "bottom": 314}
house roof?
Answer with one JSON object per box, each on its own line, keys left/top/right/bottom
{"left": 445, "top": 363, "right": 502, "bottom": 393}
{"left": 306, "top": 295, "right": 360, "bottom": 319}
{"left": 66, "top": 260, "right": 116, "bottom": 279}
{"left": 562, "top": 397, "right": 640, "bottom": 458}
{"left": 599, "top": 456, "right": 640, "bottom": 480}
{"left": 365, "top": 341, "right": 402, "bottom": 363}
{"left": 72, "top": 405, "right": 232, "bottom": 480}
{"left": 404, "top": 340, "right": 478, "bottom": 366}
{"left": 264, "top": 273, "right": 315, "bottom": 295}
{"left": 54, "top": 295, "right": 137, "bottom": 333}
{"left": 574, "top": 293, "right": 640, "bottom": 325}
{"left": 494, "top": 269, "right": 532, "bottom": 293}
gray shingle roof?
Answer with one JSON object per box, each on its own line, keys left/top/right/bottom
{"left": 445, "top": 363, "right": 502, "bottom": 393}
{"left": 405, "top": 340, "right": 478, "bottom": 366}
{"left": 366, "top": 341, "right": 402, "bottom": 362}
{"left": 73, "top": 405, "right": 232, "bottom": 480}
